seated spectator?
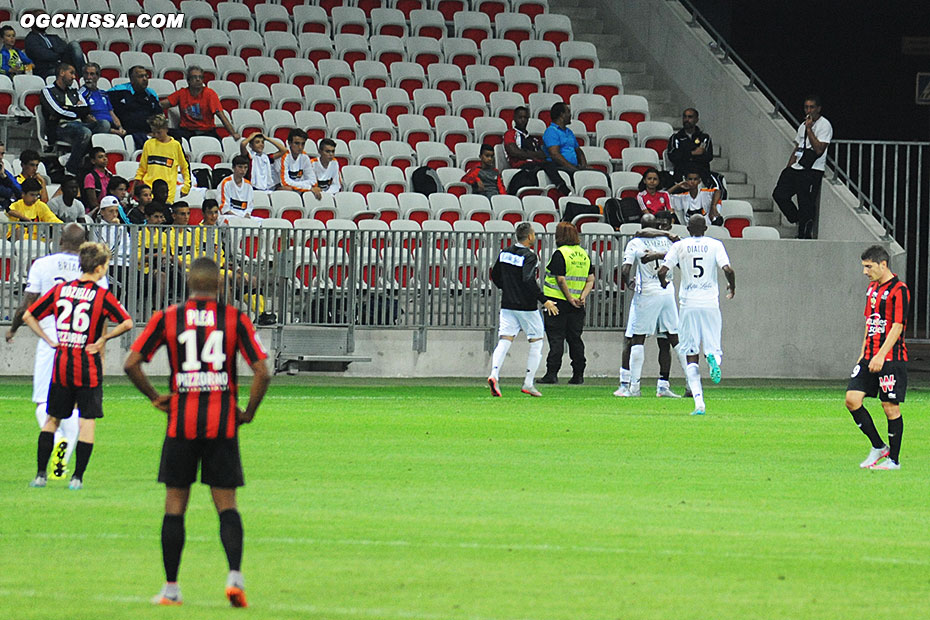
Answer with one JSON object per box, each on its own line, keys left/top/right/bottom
{"left": 79, "top": 62, "right": 126, "bottom": 137}
{"left": 278, "top": 129, "right": 317, "bottom": 194}
{"left": 41, "top": 62, "right": 108, "bottom": 176}
{"left": 108, "top": 65, "right": 163, "bottom": 150}
{"left": 0, "top": 140, "right": 22, "bottom": 209}
{"left": 16, "top": 150, "right": 48, "bottom": 203}
{"left": 667, "top": 108, "right": 714, "bottom": 185}
{"left": 636, "top": 167, "right": 672, "bottom": 215}
{"left": 543, "top": 102, "right": 587, "bottom": 188}
{"left": 5, "top": 177, "right": 61, "bottom": 239}
{"left": 46, "top": 175, "right": 85, "bottom": 222}
{"left": 106, "top": 175, "right": 130, "bottom": 213}
{"left": 167, "top": 201, "right": 194, "bottom": 263}
{"left": 219, "top": 155, "right": 255, "bottom": 219}
{"left": 1, "top": 25, "right": 33, "bottom": 77}
{"left": 461, "top": 143, "right": 506, "bottom": 198}
{"left": 309, "top": 138, "right": 342, "bottom": 199}
{"left": 161, "top": 66, "right": 240, "bottom": 142}
{"left": 94, "top": 195, "right": 133, "bottom": 297}
{"left": 193, "top": 199, "right": 226, "bottom": 265}
{"left": 135, "top": 115, "right": 190, "bottom": 204}
{"left": 503, "top": 105, "right": 570, "bottom": 195}
{"left": 122, "top": 182, "right": 151, "bottom": 224}
{"left": 23, "top": 11, "right": 84, "bottom": 78}
{"left": 669, "top": 165, "right": 722, "bottom": 226}
{"left": 81, "top": 146, "right": 111, "bottom": 215}
{"left": 240, "top": 132, "right": 286, "bottom": 192}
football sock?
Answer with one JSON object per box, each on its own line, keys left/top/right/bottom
{"left": 629, "top": 345, "right": 645, "bottom": 390}
{"left": 490, "top": 339, "right": 512, "bottom": 380}
{"left": 219, "top": 509, "right": 244, "bottom": 572}
{"left": 657, "top": 379, "right": 670, "bottom": 390}
{"left": 34, "top": 403, "right": 47, "bottom": 428}
{"left": 887, "top": 416, "right": 903, "bottom": 463}
{"left": 673, "top": 345, "right": 690, "bottom": 379}
{"left": 525, "top": 340, "right": 543, "bottom": 387}
{"left": 59, "top": 411, "right": 79, "bottom": 464}
{"left": 72, "top": 441, "right": 93, "bottom": 480}
{"left": 849, "top": 406, "right": 884, "bottom": 449}
{"left": 657, "top": 340, "right": 671, "bottom": 380}
{"left": 37, "top": 431, "right": 54, "bottom": 476}
{"left": 619, "top": 368, "right": 631, "bottom": 387}
{"left": 685, "top": 363, "right": 704, "bottom": 409}
{"left": 162, "top": 514, "right": 185, "bottom": 582}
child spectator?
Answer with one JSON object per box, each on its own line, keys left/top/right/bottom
{"left": 240, "top": 131, "right": 286, "bottom": 192}
{"left": 461, "top": 143, "right": 506, "bottom": 199}
{"left": 17, "top": 150, "right": 49, "bottom": 204}
{"left": 5, "top": 177, "right": 61, "bottom": 239}
{"left": 218, "top": 155, "right": 254, "bottom": 219}
{"left": 123, "top": 183, "right": 151, "bottom": 224}
{"left": 46, "top": 176, "right": 85, "bottom": 222}
{"left": 82, "top": 146, "right": 111, "bottom": 215}
{"left": 636, "top": 167, "right": 672, "bottom": 215}
{"left": 0, "top": 25, "right": 33, "bottom": 77}
{"left": 309, "top": 138, "right": 342, "bottom": 199}
{"left": 0, "top": 140, "right": 21, "bottom": 209}
{"left": 135, "top": 115, "right": 190, "bottom": 204}
{"left": 669, "top": 165, "right": 722, "bottom": 226}
{"left": 278, "top": 129, "right": 316, "bottom": 194}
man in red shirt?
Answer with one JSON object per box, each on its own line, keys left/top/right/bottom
{"left": 845, "top": 245, "right": 910, "bottom": 470}
{"left": 160, "top": 66, "right": 240, "bottom": 142}
{"left": 22, "top": 242, "right": 133, "bottom": 490}
{"left": 125, "top": 257, "right": 270, "bottom": 608}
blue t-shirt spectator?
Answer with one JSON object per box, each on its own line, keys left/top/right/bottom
{"left": 79, "top": 86, "right": 114, "bottom": 124}
{"left": 543, "top": 123, "right": 578, "bottom": 166}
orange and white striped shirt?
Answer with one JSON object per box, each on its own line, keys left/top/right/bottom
{"left": 278, "top": 150, "right": 316, "bottom": 192}
{"left": 218, "top": 175, "right": 254, "bottom": 217}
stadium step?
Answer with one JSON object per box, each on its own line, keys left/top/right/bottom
{"left": 627, "top": 88, "right": 672, "bottom": 104}
{"left": 571, "top": 17, "right": 608, "bottom": 35}
{"left": 747, "top": 196, "right": 774, "bottom": 212}
{"left": 713, "top": 156, "right": 730, "bottom": 171}
{"left": 725, "top": 182, "right": 755, "bottom": 199}
{"left": 717, "top": 170, "right": 746, "bottom": 185}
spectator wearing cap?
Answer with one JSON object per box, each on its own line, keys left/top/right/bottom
{"left": 108, "top": 65, "right": 163, "bottom": 150}
{"left": 160, "top": 66, "right": 240, "bottom": 142}
{"left": 24, "top": 10, "right": 85, "bottom": 78}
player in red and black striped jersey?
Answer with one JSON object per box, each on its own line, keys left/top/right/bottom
{"left": 124, "top": 257, "right": 270, "bottom": 608}
{"left": 21, "top": 242, "right": 133, "bottom": 489}
{"left": 845, "top": 245, "right": 910, "bottom": 470}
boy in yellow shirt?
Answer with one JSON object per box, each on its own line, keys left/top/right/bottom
{"left": 5, "top": 178, "right": 61, "bottom": 239}
{"left": 134, "top": 115, "right": 190, "bottom": 204}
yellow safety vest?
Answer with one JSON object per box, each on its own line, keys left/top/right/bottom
{"left": 544, "top": 244, "right": 590, "bottom": 300}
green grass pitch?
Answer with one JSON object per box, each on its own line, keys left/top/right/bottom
{"left": 1, "top": 376, "right": 928, "bottom": 620}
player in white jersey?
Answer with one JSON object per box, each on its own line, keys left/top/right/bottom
{"left": 658, "top": 215, "right": 735, "bottom": 415}
{"left": 616, "top": 214, "right": 689, "bottom": 398}
{"left": 5, "top": 223, "right": 109, "bottom": 476}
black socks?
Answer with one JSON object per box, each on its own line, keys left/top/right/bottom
{"left": 37, "top": 431, "right": 54, "bottom": 476}
{"left": 162, "top": 514, "right": 185, "bottom": 583}
{"left": 887, "top": 416, "right": 903, "bottom": 463}
{"left": 73, "top": 441, "right": 93, "bottom": 480}
{"left": 219, "top": 509, "right": 243, "bottom": 572}
{"left": 849, "top": 406, "right": 885, "bottom": 449}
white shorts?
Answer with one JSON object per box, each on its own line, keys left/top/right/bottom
{"left": 625, "top": 294, "right": 678, "bottom": 338}
{"left": 499, "top": 308, "right": 545, "bottom": 340}
{"left": 678, "top": 306, "right": 722, "bottom": 359}
{"left": 32, "top": 340, "right": 56, "bottom": 404}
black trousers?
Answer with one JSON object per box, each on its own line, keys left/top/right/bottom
{"left": 507, "top": 161, "right": 570, "bottom": 195}
{"left": 543, "top": 299, "right": 586, "bottom": 376}
{"left": 772, "top": 167, "right": 824, "bottom": 239}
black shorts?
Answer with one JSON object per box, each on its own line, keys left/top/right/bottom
{"left": 847, "top": 359, "right": 907, "bottom": 403}
{"left": 158, "top": 436, "right": 244, "bottom": 488}
{"left": 47, "top": 383, "right": 104, "bottom": 419}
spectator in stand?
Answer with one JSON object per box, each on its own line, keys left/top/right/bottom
{"left": 636, "top": 167, "right": 673, "bottom": 216}
{"left": 105, "top": 175, "right": 130, "bottom": 214}
{"left": 240, "top": 132, "right": 286, "bottom": 192}
{"left": 151, "top": 178, "right": 170, "bottom": 206}
{"left": 308, "top": 138, "right": 342, "bottom": 199}
{"left": 668, "top": 165, "right": 721, "bottom": 226}
{"left": 94, "top": 195, "right": 133, "bottom": 297}
{"left": 772, "top": 95, "right": 833, "bottom": 239}
{"left": 218, "top": 155, "right": 255, "bottom": 219}
{"left": 109, "top": 65, "right": 163, "bottom": 150}
{"left": 135, "top": 115, "right": 190, "bottom": 204}
{"left": 81, "top": 146, "right": 111, "bottom": 215}
{"left": 1, "top": 25, "right": 33, "bottom": 77}
{"left": 667, "top": 108, "right": 714, "bottom": 184}
{"left": 461, "top": 143, "right": 506, "bottom": 199}
{"left": 17, "top": 150, "right": 48, "bottom": 203}
{"left": 5, "top": 178, "right": 61, "bottom": 239}
{"left": 0, "top": 140, "right": 21, "bottom": 209}
{"left": 160, "top": 66, "right": 240, "bottom": 142}
{"left": 278, "top": 129, "right": 316, "bottom": 194}
{"left": 503, "top": 105, "right": 570, "bottom": 195}
{"left": 543, "top": 102, "right": 587, "bottom": 187}
{"left": 46, "top": 176, "right": 85, "bottom": 222}
{"left": 122, "top": 183, "right": 151, "bottom": 224}
{"left": 79, "top": 63, "right": 126, "bottom": 138}
{"left": 23, "top": 11, "right": 84, "bottom": 79}
{"left": 41, "top": 62, "right": 108, "bottom": 176}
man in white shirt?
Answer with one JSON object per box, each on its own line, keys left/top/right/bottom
{"left": 772, "top": 95, "right": 833, "bottom": 239}
{"left": 308, "top": 138, "right": 343, "bottom": 200}
{"left": 278, "top": 129, "right": 317, "bottom": 193}
{"left": 218, "top": 156, "right": 255, "bottom": 219}
{"left": 658, "top": 215, "right": 735, "bottom": 416}
{"left": 5, "top": 223, "right": 108, "bottom": 477}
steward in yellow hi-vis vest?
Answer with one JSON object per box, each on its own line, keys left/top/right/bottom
{"left": 540, "top": 223, "right": 595, "bottom": 385}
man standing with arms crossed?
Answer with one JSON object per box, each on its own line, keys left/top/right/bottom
{"left": 125, "top": 258, "right": 271, "bottom": 607}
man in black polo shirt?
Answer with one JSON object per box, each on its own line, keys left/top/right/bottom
{"left": 108, "top": 65, "right": 163, "bottom": 150}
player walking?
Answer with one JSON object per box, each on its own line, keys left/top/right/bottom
{"left": 21, "top": 242, "right": 133, "bottom": 489}
{"left": 124, "top": 258, "right": 271, "bottom": 608}
{"left": 657, "top": 215, "right": 735, "bottom": 415}
{"left": 5, "top": 223, "right": 107, "bottom": 478}
{"left": 488, "top": 222, "right": 558, "bottom": 397}
{"left": 845, "top": 245, "right": 909, "bottom": 470}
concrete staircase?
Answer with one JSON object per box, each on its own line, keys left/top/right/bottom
{"left": 549, "top": 0, "right": 791, "bottom": 236}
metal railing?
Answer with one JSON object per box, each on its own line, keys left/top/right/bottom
{"left": 0, "top": 223, "right": 630, "bottom": 348}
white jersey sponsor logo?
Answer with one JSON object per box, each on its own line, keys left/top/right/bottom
{"left": 661, "top": 236, "right": 730, "bottom": 308}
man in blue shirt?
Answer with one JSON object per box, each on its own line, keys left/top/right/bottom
{"left": 542, "top": 102, "right": 588, "bottom": 181}
{"left": 79, "top": 63, "right": 126, "bottom": 139}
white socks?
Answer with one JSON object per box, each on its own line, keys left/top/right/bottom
{"left": 629, "top": 344, "right": 645, "bottom": 391}
{"left": 525, "top": 340, "right": 543, "bottom": 388}
{"left": 619, "top": 368, "right": 631, "bottom": 386}
{"left": 685, "top": 363, "right": 705, "bottom": 410}
{"left": 674, "top": 344, "right": 690, "bottom": 379}
{"left": 489, "top": 338, "right": 513, "bottom": 380}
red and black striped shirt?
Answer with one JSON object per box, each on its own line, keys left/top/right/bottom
{"left": 863, "top": 275, "right": 909, "bottom": 362}
{"left": 28, "top": 279, "right": 131, "bottom": 387}
{"left": 131, "top": 298, "right": 267, "bottom": 440}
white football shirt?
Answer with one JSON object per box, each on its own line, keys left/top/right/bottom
{"left": 25, "top": 252, "right": 109, "bottom": 339}
{"left": 309, "top": 157, "right": 342, "bottom": 193}
{"left": 218, "top": 175, "right": 254, "bottom": 217}
{"left": 623, "top": 236, "right": 674, "bottom": 297}
{"left": 661, "top": 236, "right": 730, "bottom": 308}
{"left": 247, "top": 146, "right": 274, "bottom": 191}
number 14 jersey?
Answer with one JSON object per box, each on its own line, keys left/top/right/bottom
{"left": 661, "top": 236, "right": 731, "bottom": 308}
